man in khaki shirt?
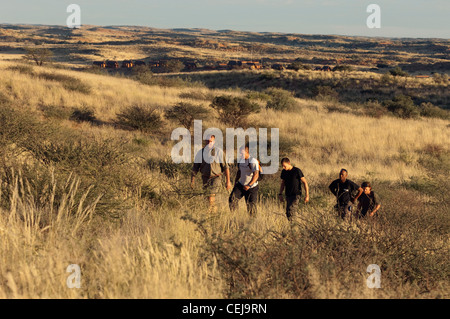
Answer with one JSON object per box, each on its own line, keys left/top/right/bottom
{"left": 191, "top": 135, "right": 232, "bottom": 212}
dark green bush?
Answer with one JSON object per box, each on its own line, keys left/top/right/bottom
{"left": 363, "top": 100, "right": 389, "bottom": 118}
{"left": 157, "top": 60, "right": 184, "bottom": 73}
{"left": 383, "top": 95, "right": 420, "bottom": 119}
{"left": 165, "top": 102, "right": 210, "bottom": 130}
{"left": 115, "top": 105, "right": 164, "bottom": 133}
{"left": 313, "top": 85, "right": 339, "bottom": 101}
{"left": 210, "top": 95, "right": 260, "bottom": 127}
{"left": 419, "top": 102, "right": 449, "bottom": 120}
{"left": 264, "top": 87, "right": 297, "bottom": 111}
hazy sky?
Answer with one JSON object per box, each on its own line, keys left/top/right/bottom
{"left": 0, "top": 0, "right": 449, "bottom": 38}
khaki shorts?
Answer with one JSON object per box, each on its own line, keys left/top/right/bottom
{"left": 202, "top": 175, "right": 222, "bottom": 196}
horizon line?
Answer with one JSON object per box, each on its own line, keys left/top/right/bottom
{"left": 1, "top": 22, "right": 449, "bottom": 41}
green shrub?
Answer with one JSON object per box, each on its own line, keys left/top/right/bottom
{"left": 131, "top": 65, "right": 151, "bottom": 75}
{"left": 210, "top": 95, "right": 260, "bottom": 127}
{"left": 158, "top": 60, "right": 184, "bottom": 73}
{"left": 245, "top": 91, "right": 271, "bottom": 101}
{"left": 419, "top": 102, "right": 449, "bottom": 120}
{"left": 313, "top": 85, "right": 339, "bottom": 101}
{"left": 363, "top": 100, "right": 389, "bottom": 118}
{"left": 116, "top": 105, "right": 164, "bottom": 133}
{"left": 165, "top": 102, "right": 210, "bottom": 130}
{"left": 264, "top": 87, "right": 297, "bottom": 111}
{"left": 383, "top": 95, "right": 420, "bottom": 119}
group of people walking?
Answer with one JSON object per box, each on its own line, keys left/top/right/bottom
{"left": 191, "top": 135, "right": 381, "bottom": 220}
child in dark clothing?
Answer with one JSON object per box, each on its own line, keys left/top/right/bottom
{"left": 357, "top": 182, "right": 381, "bottom": 218}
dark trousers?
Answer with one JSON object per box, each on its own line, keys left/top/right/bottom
{"left": 229, "top": 183, "right": 259, "bottom": 216}
{"left": 336, "top": 201, "right": 353, "bottom": 219}
{"left": 286, "top": 195, "right": 301, "bottom": 221}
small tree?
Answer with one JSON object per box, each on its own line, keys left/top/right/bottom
{"left": 116, "top": 105, "right": 164, "bottom": 133}
{"left": 264, "top": 87, "right": 297, "bottom": 111}
{"left": 23, "top": 47, "right": 53, "bottom": 66}
{"left": 210, "top": 95, "right": 260, "bottom": 127}
{"left": 383, "top": 95, "right": 419, "bottom": 119}
{"left": 165, "top": 102, "right": 210, "bottom": 130}
{"left": 161, "top": 60, "right": 184, "bottom": 73}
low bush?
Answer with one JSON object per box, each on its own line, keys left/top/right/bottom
{"left": 115, "top": 105, "right": 164, "bottom": 133}
{"left": 383, "top": 95, "right": 419, "bottom": 119}
{"left": 419, "top": 102, "right": 449, "bottom": 120}
{"left": 210, "top": 95, "right": 260, "bottom": 128}
{"left": 165, "top": 102, "right": 210, "bottom": 130}
{"left": 264, "top": 87, "right": 297, "bottom": 111}
{"left": 313, "top": 85, "right": 339, "bottom": 101}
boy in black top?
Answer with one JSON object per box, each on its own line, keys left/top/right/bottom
{"left": 279, "top": 158, "right": 309, "bottom": 221}
{"left": 329, "top": 168, "right": 363, "bottom": 219}
{"left": 357, "top": 182, "right": 381, "bottom": 218}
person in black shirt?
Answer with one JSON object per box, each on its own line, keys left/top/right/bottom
{"left": 357, "top": 182, "right": 381, "bottom": 218}
{"left": 279, "top": 158, "right": 309, "bottom": 221}
{"left": 329, "top": 168, "right": 363, "bottom": 219}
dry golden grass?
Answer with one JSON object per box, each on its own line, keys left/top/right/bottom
{"left": 0, "top": 58, "right": 448, "bottom": 299}
{"left": 261, "top": 104, "right": 450, "bottom": 181}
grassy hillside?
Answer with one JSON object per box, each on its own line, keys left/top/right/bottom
{"left": 0, "top": 23, "right": 449, "bottom": 299}
{"left": 0, "top": 58, "right": 448, "bottom": 299}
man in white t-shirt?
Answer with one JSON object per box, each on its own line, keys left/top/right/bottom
{"left": 229, "top": 144, "right": 259, "bottom": 217}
